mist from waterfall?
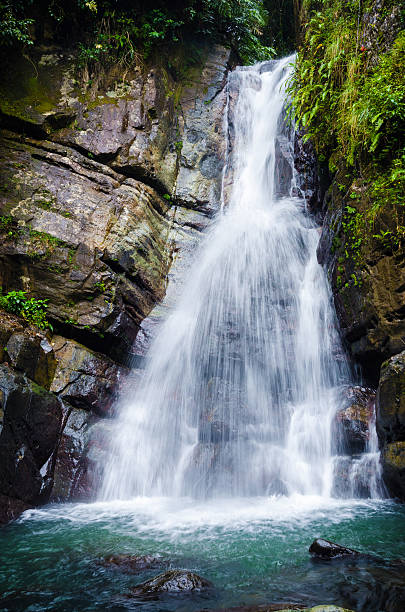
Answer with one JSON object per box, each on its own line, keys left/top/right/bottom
{"left": 101, "top": 56, "right": 382, "bottom": 501}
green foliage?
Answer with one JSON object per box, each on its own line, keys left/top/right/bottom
{"left": 288, "top": 0, "right": 404, "bottom": 165}
{"left": 0, "top": 289, "right": 52, "bottom": 330}
{"left": 94, "top": 280, "right": 106, "bottom": 292}
{"left": 288, "top": 0, "right": 405, "bottom": 270}
{"left": 0, "top": 1, "right": 275, "bottom": 63}
{"left": 0, "top": 1, "right": 34, "bottom": 46}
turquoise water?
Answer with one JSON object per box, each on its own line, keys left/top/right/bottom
{"left": 1, "top": 496, "right": 405, "bottom": 611}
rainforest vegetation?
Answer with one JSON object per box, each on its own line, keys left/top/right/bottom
{"left": 0, "top": 0, "right": 297, "bottom": 64}
{"left": 289, "top": 0, "right": 405, "bottom": 262}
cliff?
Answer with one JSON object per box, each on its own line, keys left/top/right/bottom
{"left": 0, "top": 44, "right": 230, "bottom": 522}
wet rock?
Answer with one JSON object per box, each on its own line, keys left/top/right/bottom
{"left": 381, "top": 441, "right": 405, "bottom": 500}
{"left": 130, "top": 569, "right": 212, "bottom": 595}
{"left": 309, "top": 539, "right": 360, "bottom": 559}
{"left": 339, "top": 558, "right": 405, "bottom": 612}
{"left": 275, "top": 135, "right": 294, "bottom": 198}
{"left": 50, "top": 407, "right": 92, "bottom": 502}
{"left": 293, "top": 126, "right": 322, "bottom": 212}
{"left": 5, "top": 331, "right": 56, "bottom": 390}
{"left": 0, "top": 312, "right": 56, "bottom": 389}
{"left": 98, "top": 554, "right": 165, "bottom": 572}
{"left": 331, "top": 454, "right": 382, "bottom": 499}
{"left": 0, "top": 363, "right": 63, "bottom": 516}
{"left": 174, "top": 46, "right": 229, "bottom": 214}
{"left": 0, "top": 493, "right": 31, "bottom": 524}
{"left": 316, "top": 171, "right": 405, "bottom": 383}
{"left": 333, "top": 386, "right": 375, "bottom": 455}
{"left": 376, "top": 351, "right": 405, "bottom": 499}
{"left": 199, "top": 418, "right": 230, "bottom": 443}
{"left": 66, "top": 418, "right": 115, "bottom": 501}
{"left": 377, "top": 351, "right": 405, "bottom": 444}
{"left": 50, "top": 336, "right": 128, "bottom": 417}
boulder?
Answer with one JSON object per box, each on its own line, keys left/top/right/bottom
{"left": 309, "top": 539, "right": 360, "bottom": 559}
{"left": 129, "top": 569, "right": 212, "bottom": 595}
{"left": 0, "top": 363, "right": 63, "bottom": 519}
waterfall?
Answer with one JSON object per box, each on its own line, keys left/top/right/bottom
{"left": 101, "top": 56, "right": 381, "bottom": 501}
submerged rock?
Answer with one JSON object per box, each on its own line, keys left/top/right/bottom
{"left": 309, "top": 539, "right": 360, "bottom": 559}
{"left": 98, "top": 554, "right": 165, "bottom": 572}
{"left": 129, "top": 569, "right": 212, "bottom": 594}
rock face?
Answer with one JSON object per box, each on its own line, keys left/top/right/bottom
{"left": 377, "top": 351, "right": 405, "bottom": 499}
{"left": 0, "top": 45, "right": 230, "bottom": 521}
{"left": 129, "top": 569, "right": 212, "bottom": 595}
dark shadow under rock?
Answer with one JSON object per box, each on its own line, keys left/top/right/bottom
{"left": 98, "top": 553, "right": 166, "bottom": 573}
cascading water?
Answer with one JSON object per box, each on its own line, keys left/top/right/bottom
{"left": 101, "top": 56, "right": 381, "bottom": 501}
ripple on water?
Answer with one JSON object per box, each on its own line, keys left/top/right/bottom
{"left": 1, "top": 496, "right": 405, "bottom": 611}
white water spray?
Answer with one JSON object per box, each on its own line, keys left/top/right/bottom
{"left": 101, "top": 57, "right": 381, "bottom": 501}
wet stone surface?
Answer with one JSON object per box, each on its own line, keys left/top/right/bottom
{"left": 129, "top": 569, "right": 213, "bottom": 596}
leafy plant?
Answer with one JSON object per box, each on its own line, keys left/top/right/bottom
{"left": 0, "top": 1, "right": 34, "bottom": 46}
{"left": 0, "top": 289, "right": 53, "bottom": 330}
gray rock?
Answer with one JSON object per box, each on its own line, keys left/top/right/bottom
{"left": 130, "top": 569, "right": 212, "bottom": 594}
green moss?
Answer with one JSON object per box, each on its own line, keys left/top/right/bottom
{"left": 386, "top": 442, "right": 405, "bottom": 469}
